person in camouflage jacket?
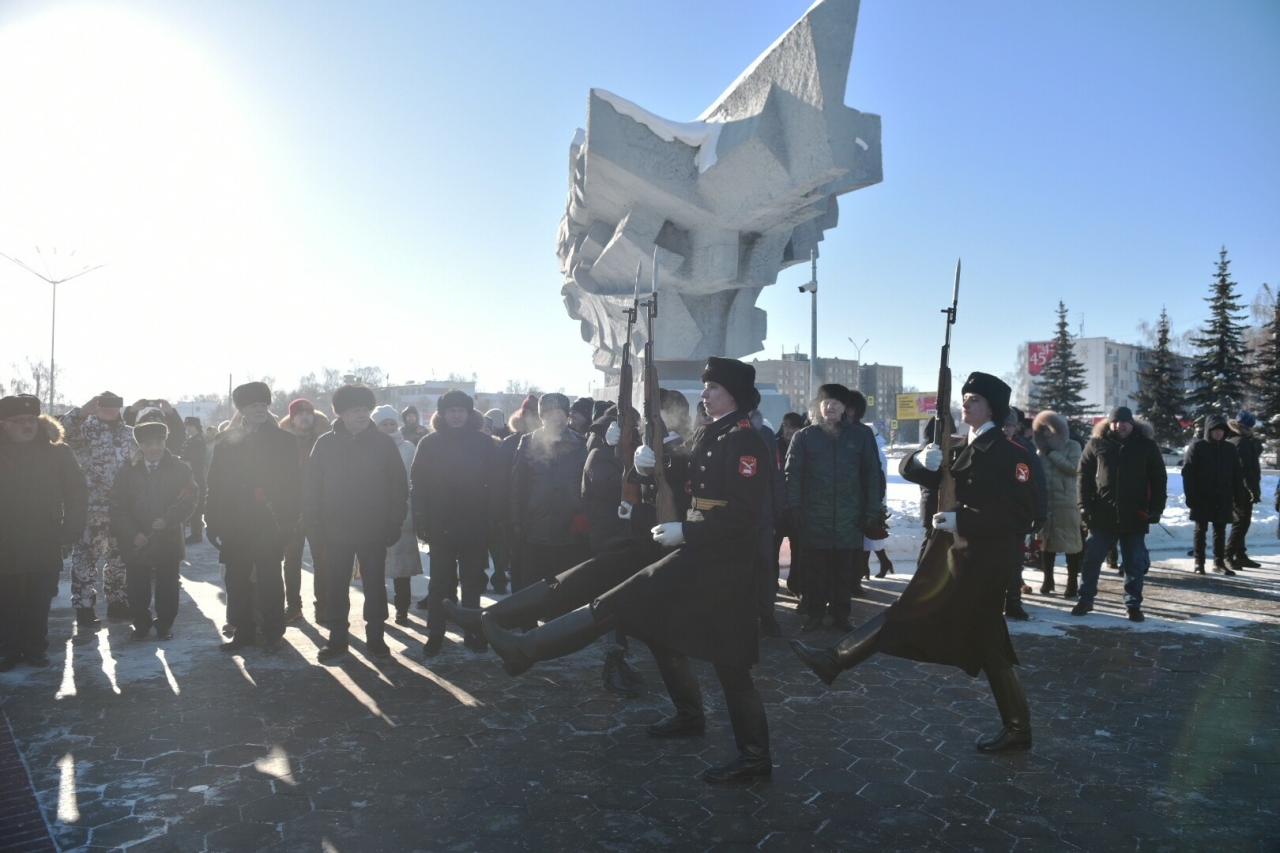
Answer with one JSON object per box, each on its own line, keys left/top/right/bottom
{"left": 61, "top": 392, "right": 135, "bottom": 627}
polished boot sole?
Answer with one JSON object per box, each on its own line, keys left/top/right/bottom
{"left": 789, "top": 639, "right": 840, "bottom": 685}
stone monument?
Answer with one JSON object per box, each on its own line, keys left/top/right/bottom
{"left": 557, "top": 0, "right": 882, "bottom": 390}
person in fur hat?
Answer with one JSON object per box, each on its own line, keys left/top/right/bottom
{"left": 0, "top": 395, "right": 88, "bottom": 669}
{"left": 279, "top": 398, "right": 333, "bottom": 622}
{"left": 1182, "top": 413, "right": 1250, "bottom": 576}
{"left": 1072, "top": 406, "right": 1168, "bottom": 620}
{"left": 205, "top": 381, "right": 301, "bottom": 653}
{"left": 305, "top": 385, "right": 407, "bottom": 661}
{"left": 1225, "top": 410, "right": 1263, "bottom": 569}
{"left": 1031, "top": 411, "right": 1083, "bottom": 597}
{"left": 483, "top": 357, "right": 777, "bottom": 786}
{"left": 785, "top": 383, "right": 881, "bottom": 632}
{"left": 372, "top": 405, "right": 423, "bottom": 625}
{"left": 411, "top": 389, "right": 500, "bottom": 655}
{"left": 793, "top": 372, "right": 1040, "bottom": 755}
{"left": 109, "top": 420, "right": 198, "bottom": 641}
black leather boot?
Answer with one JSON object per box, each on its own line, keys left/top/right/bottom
{"left": 789, "top": 613, "right": 885, "bottom": 685}
{"left": 975, "top": 667, "right": 1033, "bottom": 753}
{"left": 648, "top": 649, "right": 705, "bottom": 737}
{"left": 76, "top": 608, "right": 100, "bottom": 630}
{"left": 702, "top": 687, "right": 771, "bottom": 785}
{"left": 446, "top": 580, "right": 553, "bottom": 635}
{"left": 874, "top": 550, "right": 893, "bottom": 578}
{"left": 483, "top": 605, "right": 608, "bottom": 677}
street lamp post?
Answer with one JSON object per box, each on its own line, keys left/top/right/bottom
{"left": 797, "top": 250, "right": 818, "bottom": 402}
{"left": 2, "top": 247, "right": 103, "bottom": 410}
{"left": 848, "top": 337, "right": 869, "bottom": 365}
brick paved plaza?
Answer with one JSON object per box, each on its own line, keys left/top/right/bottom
{"left": 2, "top": 540, "right": 1277, "bottom": 852}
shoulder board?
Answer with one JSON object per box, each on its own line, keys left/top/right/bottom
{"left": 737, "top": 419, "right": 752, "bottom": 429}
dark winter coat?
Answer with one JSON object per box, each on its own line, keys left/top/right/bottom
{"left": 410, "top": 410, "right": 500, "bottom": 546}
{"left": 1182, "top": 417, "right": 1250, "bottom": 524}
{"left": 1226, "top": 421, "right": 1262, "bottom": 504}
{"left": 884, "top": 425, "right": 1036, "bottom": 676}
{"left": 279, "top": 410, "right": 332, "bottom": 475}
{"left": 204, "top": 419, "right": 301, "bottom": 563}
{"left": 1078, "top": 417, "right": 1168, "bottom": 534}
{"left": 509, "top": 428, "right": 589, "bottom": 547}
{"left": 1010, "top": 432, "right": 1048, "bottom": 526}
{"left": 109, "top": 450, "right": 197, "bottom": 567}
{"left": 304, "top": 419, "right": 408, "bottom": 547}
{"left": 785, "top": 419, "right": 881, "bottom": 549}
{"left": 582, "top": 444, "right": 628, "bottom": 553}
{"left": 400, "top": 421, "right": 429, "bottom": 448}
{"left": 756, "top": 422, "right": 785, "bottom": 527}
{"left": 0, "top": 415, "right": 88, "bottom": 575}
{"left": 179, "top": 432, "right": 207, "bottom": 509}
{"left": 594, "top": 410, "right": 770, "bottom": 669}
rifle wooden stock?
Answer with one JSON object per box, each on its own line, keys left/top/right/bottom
{"left": 645, "top": 365, "right": 679, "bottom": 524}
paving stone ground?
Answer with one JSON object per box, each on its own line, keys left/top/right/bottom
{"left": 1, "top": 538, "right": 1278, "bottom": 853}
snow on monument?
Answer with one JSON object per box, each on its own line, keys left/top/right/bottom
{"left": 557, "top": 0, "right": 882, "bottom": 382}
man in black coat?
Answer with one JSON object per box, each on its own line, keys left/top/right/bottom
{"left": 483, "top": 358, "right": 775, "bottom": 786}
{"left": 305, "top": 384, "right": 408, "bottom": 661}
{"left": 1072, "top": 406, "right": 1168, "bottom": 619}
{"left": 400, "top": 406, "right": 429, "bottom": 447}
{"left": 205, "top": 382, "right": 301, "bottom": 653}
{"left": 1183, "top": 413, "right": 1250, "bottom": 576}
{"left": 792, "top": 372, "right": 1039, "bottom": 754}
{"left": 1001, "top": 407, "right": 1047, "bottom": 621}
{"left": 110, "top": 421, "right": 198, "bottom": 641}
{"left": 0, "top": 395, "right": 88, "bottom": 669}
{"left": 1226, "top": 410, "right": 1263, "bottom": 570}
{"left": 411, "top": 389, "right": 499, "bottom": 656}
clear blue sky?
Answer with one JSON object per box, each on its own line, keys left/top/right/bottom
{"left": 2, "top": 0, "right": 1277, "bottom": 405}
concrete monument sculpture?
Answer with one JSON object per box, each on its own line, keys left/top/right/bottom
{"left": 557, "top": 0, "right": 882, "bottom": 383}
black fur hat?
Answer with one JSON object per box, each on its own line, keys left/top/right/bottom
{"left": 701, "top": 357, "right": 760, "bottom": 413}
{"left": 0, "top": 394, "right": 40, "bottom": 419}
{"left": 960, "top": 372, "right": 1011, "bottom": 427}
{"left": 232, "top": 382, "right": 272, "bottom": 410}
{"left": 331, "top": 384, "right": 377, "bottom": 414}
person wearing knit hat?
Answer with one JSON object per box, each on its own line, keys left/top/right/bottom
{"left": 205, "top": 379, "right": 301, "bottom": 654}
{"left": 569, "top": 397, "right": 594, "bottom": 435}
{"left": 795, "top": 366, "right": 1041, "bottom": 755}
{"left": 1, "top": 394, "right": 88, "bottom": 669}
{"left": 484, "top": 355, "right": 778, "bottom": 786}
{"left": 400, "top": 405, "right": 428, "bottom": 446}
{"left": 278, "top": 397, "right": 332, "bottom": 622}
{"left": 1226, "top": 410, "right": 1263, "bottom": 569}
{"left": 110, "top": 415, "right": 197, "bottom": 642}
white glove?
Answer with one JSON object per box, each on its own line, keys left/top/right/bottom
{"left": 652, "top": 522, "right": 685, "bottom": 547}
{"left": 916, "top": 443, "right": 943, "bottom": 471}
{"left": 605, "top": 421, "right": 621, "bottom": 447}
{"left": 617, "top": 501, "right": 633, "bottom": 520}
{"left": 932, "top": 511, "right": 957, "bottom": 533}
{"left": 634, "top": 444, "right": 656, "bottom": 471}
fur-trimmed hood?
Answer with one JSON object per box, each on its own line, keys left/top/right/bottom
{"left": 0, "top": 413, "right": 66, "bottom": 446}
{"left": 1091, "top": 414, "right": 1154, "bottom": 441}
{"left": 279, "top": 409, "right": 331, "bottom": 439}
{"left": 1031, "top": 410, "right": 1069, "bottom": 452}
{"left": 430, "top": 408, "right": 484, "bottom": 433}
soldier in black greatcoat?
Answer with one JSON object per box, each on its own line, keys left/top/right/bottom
{"left": 792, "top": 372, "right": 1039, "bottom": 753}
{"left": 483, "top": 358, "right": 774, "bottom": 786}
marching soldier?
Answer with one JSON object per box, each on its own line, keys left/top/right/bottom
{"left": 482, "top": 357, "right": 775, "bottom": 785}
{"left": 792, "top": 372, "right": 1038, "bottom": 753}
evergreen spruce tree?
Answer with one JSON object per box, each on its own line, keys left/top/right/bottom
{"left": 1031, "top": 301, "right": 1097, "bottom": 431}
{"left": 1133, "top": 308, "right": 1185, "bottom": 447}
{"left": 1252, "top": 292, "right": 1280, "bottom": 436}
{"left": 1186, "top": 247, "right": 1251, "bottom": 418}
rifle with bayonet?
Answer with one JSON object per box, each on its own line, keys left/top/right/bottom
{"left": 935, "top": 259, "right": 960, "bottom": 516}
{"left": 618, "top": 265, "right": 642, "bottom": 509}
{"left": 644, "top": 248, "right": 679, "bottom": 524}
